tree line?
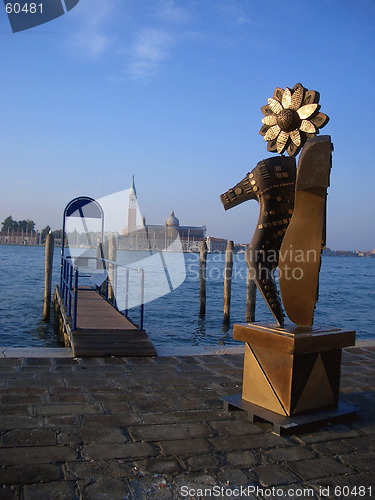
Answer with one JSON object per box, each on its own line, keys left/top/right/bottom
{"left": 1, "top": 216, "right": 63, "bottom": 244}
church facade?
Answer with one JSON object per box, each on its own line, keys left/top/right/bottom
{"left": 118, "top": 178, "right": 206, "bottom": 252}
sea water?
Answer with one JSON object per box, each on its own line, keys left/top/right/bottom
{"left": 0, "top": 245, "right": 374, "bottom": 348}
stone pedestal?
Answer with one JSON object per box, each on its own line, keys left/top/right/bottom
{"left": 233, "top": 322, "right": 355, "bottom": 417}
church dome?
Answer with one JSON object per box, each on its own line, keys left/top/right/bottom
{"left": 165, "top": 211, "right": 180, "bottom": 227}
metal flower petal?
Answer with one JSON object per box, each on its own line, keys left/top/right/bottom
{"left": 290, "top": 84, "right": 304, "bottom": 110}
{"left": 267, "top": 98, "right": 283, "bottom": 114}
{"left": 259, "top": 83, "right": 329, "bottom": 157}
{"left": 262, "top": 115, "right": 277, "bottom": 126}
{"left": 299, "top": 120, "right": 316, "bottom": 133}
{"left": 290, "top": 129, "right": 301, "bottom": 146}
{"left": 297, "top": 103, "right": 319, "bottom": 120}
{"left": 264, "top": 125, "right": 281, "bottom": 141}
{"left": 276, "top": 131, "right": 289, "bottom": 154}
{"left": 281, "top": 87, "right": 292, "bottom": 109}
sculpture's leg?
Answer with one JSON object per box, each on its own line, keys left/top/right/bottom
{"left": 279, "top": 136, "right": 332, "bottom": 327}
{"left": 221, "top": 156, "right": 296, "bottom": 326}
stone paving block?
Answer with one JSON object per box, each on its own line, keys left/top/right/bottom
{"left": 1, "top": 394, "right": 45, "bottom": 404}
{"left": 54, "top": 358, "right": 80, "bottom": 366}
{"left": 358, "top": 423, "right": 375, "bottom": 435}
{"left": 100, "top": 401, "right": 135, "bottom": 413}
{"left": 294, "top": 426, "right": 359, "bottom": 445}
{"left": 264, "top": 445, "right": 315, "bottom": 462}
{"left": 339, "top": 451, "right": 375, "bottom": 472}
{"left": 286, "top": 457, "right": 354, "bottom": 480}
{"left": 58, "top": 427, "right": 129, "bottom": 445}
{"left": 251, "top": 464, "right": 299, "bottom": 486}
{"left": 225, "top": 450, "right": 259, "bottom": 468}
{"left": 343, "top": 434, "right": 375, "bottom": 451}
{"left": 76, "top": 358, "right": 105, "bottom": 366}
{"left": 24, "top": 358, "right": 52, "bottom": 366}
{"left": 49, "top": 393, "right": 88, "bottom": 403}
{"left": 101, "top": 357, "right": 131, "bottom": 365}
{"left": 1, "top": 429, "right": 57, "bottom": 447}
{"left": 311, "top": 440, "right": 353, "bottom": 456}
{"left": 0, "top": 388, "right": 44, "bottom": 395}
{"left": 0, "top": 416, "right": 43, "bottom": 430}
{"left": 63, "top": 377, "right": 114, "bottom": 388}
{"left": 34, "top": 403, "right": 103, "bottom": 416}
{"left": 130, "top": 399, "right": 174, "bottom": 413}
{"left": 159, "top": 437, "right": 211, "bottom": 456}
{"left": 0, "top": 463, "right": 63, "bottom": 485}
{"left": 82, "top": 413, "right": 142, "bottom": 427}
{"left": 218, "top": 467, "right": 253, "bottom": 485}
{"left": 0, "top": 445, "right": 78, "bottom": 466}
{"left": 168, "top": 399, "right": 209, "bottom": 411}
{"left": 135, "top": 456, "right": 183, "bottom": 475}
{"left": 78, "top": 477, "right": 129, "bottom": 500}
{"left": 184, "top": 453, "right": 221, "bottom": 473}
{"left": 0, "top": 404, "right": 34, "bottom": 416}
{"left": 208, "top": 432, "right": 288, "bottom": 452}
{"left": 21, "top": 367, "right": 51, "bottom": 373}
{"left": 208, "top": 419, "right": 263, "bottom": 436}
{"left": 44, "top": 415, "right": 81, "bottom": 428}
{"left": 64, "top": 459, "right": 136, "bottom": 481}
{"left": 0, "top": 486, "right": 20, "bottom": 499}
{"left": 141, "top": 409, "right": 227, "bottom": 425}
{"left": 0, "top": 359, "right": 22, "bottom": 367}
{"left": 87, "top": 390, "right": 127, "bottom": 402}
{"left": 23, "top": 480, "right": 78, "bottom": 500}
{"left": 128, "top": 475, "right": 175, "bottom": 500}
{"left": 173, "top": 472, "right": 221, "bottom": 499}
{"left": 82, "top": 442, "right": 159, "bottom": 460}
{"left": 128, "top": 422, "right": 212, "bottom": 442}
{"left": 4, "top": 380, "right": 42, "bottom": 389}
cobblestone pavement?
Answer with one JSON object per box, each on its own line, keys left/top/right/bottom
{"left": 0, "top": 345, "right": 374, "bottom": 499}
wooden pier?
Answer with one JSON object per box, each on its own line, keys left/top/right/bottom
{"left": 53, "top": 286, "right": 157, "bottom": 357}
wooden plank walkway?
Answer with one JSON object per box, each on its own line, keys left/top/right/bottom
{"left": 54, "top": 287, "right": 157, "bottom": 357}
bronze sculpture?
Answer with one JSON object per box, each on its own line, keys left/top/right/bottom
{"left": 221, "top": 156, "right": 296, "bottom": 326}
{"left": 220, "top": 84, "right": 356, "bottom": 425}
{"left": 221, "top": 83, "right": 330, "bottom": 327}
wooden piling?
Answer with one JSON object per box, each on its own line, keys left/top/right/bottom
{"left": 96, "top": 241, "right": 103, "bottom": 269}
{"left": 43, "top": 231, "right": 54, "bottom": 321}
{"left": 199, "top": 240, "right": 208, "bottom": 315}
{"left": 223, "top": 240, "right": 233, "bottom": 323}
{"left": 108, "top": 235, "right": 117, "bottom": 303}
{"left": 97, "top": 242, "right": 107, "bottom": 296}
{"left": 245, "top": 271, "right": 256, "bottom": 323}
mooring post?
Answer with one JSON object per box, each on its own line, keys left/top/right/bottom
{"left": 199, "top": 240, "right": 208, "bottom": 315}
{"left": 245, "top": 271, "right": 256, "bottom": 323}
{"left": 223, "top": 240, "right": 234, "bottom": 323}
{"left": 108, "top": 235, "right": 117, "bottom": 304}
{"left": 98, "top": 242, "right": 107, "bottom": 296}
{"left": 43, "top": 231, "right": 54, "bottom": 321}
{"left": 96, "top": 240, "right": 102, "bottom": 269}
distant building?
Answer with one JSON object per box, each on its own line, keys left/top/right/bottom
{"left": 206, "top": 236, "right": 227, "bottom": 253}
{"left": 118, "top": 178, "right": 206, "bottom": 252}
{"left": 0, "top": 230, "right": 38, "bottom": 245}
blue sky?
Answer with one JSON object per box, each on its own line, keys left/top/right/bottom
{"left": 0, "top": 0, "right": 374, "bottom": 250}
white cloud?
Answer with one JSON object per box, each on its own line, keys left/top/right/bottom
{"left": 127, "top": 28, "right": 174, "bottom": 81}
{"left": 66, "top": 0, "right": 117, "bottom": 58}
{"left": 155, "top": 0, "right": 191, "bottom": 24}
{"left": 215, "top": 1, "right": 252, "bottom": 26}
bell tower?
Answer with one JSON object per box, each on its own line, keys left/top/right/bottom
{"left": 127, "top": 175, "right": 137, "bottom": 234}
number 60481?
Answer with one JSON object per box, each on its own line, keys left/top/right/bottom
{"left": 6, "top": 3, "right": 43, "bottom": 14}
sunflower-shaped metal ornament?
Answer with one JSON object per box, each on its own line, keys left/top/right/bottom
{"left": 259, "top": 83, "right": 329, "bottom": 157}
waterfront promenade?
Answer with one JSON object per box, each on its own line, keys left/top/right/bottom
{"left": 0, "top": 341, "right": 374, "bottom": 499}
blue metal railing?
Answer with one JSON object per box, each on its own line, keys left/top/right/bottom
{"left": 60, "top": 255, "right": 145, "bottom": 331}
